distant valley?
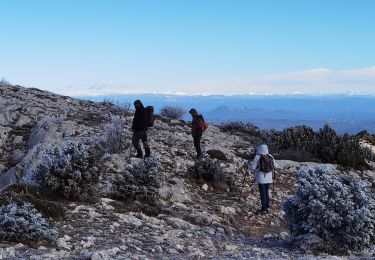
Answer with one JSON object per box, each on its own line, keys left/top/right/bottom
{"left": 78, "top": 94, "right": 375, "bottom": 134}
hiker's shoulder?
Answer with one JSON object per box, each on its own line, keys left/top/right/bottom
{"left": 252, "top": 154, "right": 261, "bottom": 161}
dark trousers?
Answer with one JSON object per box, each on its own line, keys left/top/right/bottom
{"left": 193, "top": 133, "right": 202, "bottom": 157}
{"left": 258, "top": 184, "right": 270, "bottom": 211}
{"left": 132, "top": 131, "right": 150, "bottom": 157}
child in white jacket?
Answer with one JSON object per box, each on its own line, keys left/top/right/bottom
{"left": 248, "top": 144, "right": 277, "bottom": 214}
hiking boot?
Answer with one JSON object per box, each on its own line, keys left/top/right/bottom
{"left": 144, "top": 147, "right": 151, "bottom": 158}
{"left": 136, "top": 151, "right": 143, "bottom": 158}
{"left": 135, "top": 146, "right": 143, "bottom": 158}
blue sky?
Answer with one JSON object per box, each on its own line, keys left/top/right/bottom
{"left": 1, "top": 0, "right": 374, "bottom": 95}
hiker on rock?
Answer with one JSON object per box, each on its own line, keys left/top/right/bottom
{"left": 248, "top": 144, "right": 277, "bottom": 214}
{"left": 189, "top": 108, "right": 207, "bottom": 159}
{"left": 132, "top": 100, "right": 151, "bottom": 158}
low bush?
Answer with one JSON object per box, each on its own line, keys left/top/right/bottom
{"left": 272, "top": 124, "right": 372, "bottom": 169}
{"left": 111, "top": 158, "right": 166, "bottom": 202}
{"left": 97, "top": 115, "right": 126, "bottom": 154}
{"left": 159, "top": 105, "right": 185, "bottom": 120}
{"left": 35, "top": 140, "right": 100, "bottom": 200}
{"left": 357, "top": 130, "right": 375, "bottom": 146}
{"left": 220, "top": 121, "right": 260, "bottom": 136}
{"left": 284, "top": 167, "right": 375, "bottom": 254}
{"left": 186, "top": 158, "right": 234, "bottom": 190}
{"left": 274, "top": 125, "right": 316, "bottom": 151}
{"left": 0, "top": 186, "right": 66, "bottom": 219}
{"left": 101, "top": 98, "right": 132, "bottom": 115}
{"left": 0, "top": 202, "right": 58, "bottom": 244}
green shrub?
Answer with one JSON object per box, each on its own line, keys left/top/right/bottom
{"left": 186, "top": 158, "right": 234, "bottom": 190}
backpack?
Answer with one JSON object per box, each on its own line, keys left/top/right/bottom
{"left": 199, "top": 116, "right": 208, "bottom": 132}
{"left": 259, "top": 154, "right": 274, "bottom": 173}
{"left": 145, "top": 106, "right": 155, "bottom": 127}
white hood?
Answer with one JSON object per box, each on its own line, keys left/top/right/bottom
{"left": 256, "top": 144, "right": 269, "bottom": 155}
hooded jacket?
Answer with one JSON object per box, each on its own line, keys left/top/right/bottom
{"left": 248, "top": 144, "right": 277, "bottom": 184}
{"left": 132, "top": 103, "right": 148, "bottom": 131}
{"left": 191, "top": 114, "right": 204, "bottom": 135}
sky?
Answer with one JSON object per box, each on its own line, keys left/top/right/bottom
{"left": 0, "top": 0, "right": 375, "bottom": 96}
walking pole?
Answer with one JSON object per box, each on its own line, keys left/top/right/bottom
{"left": 239, "top": 168, "right": 249, "bottom": 200}
{"left": 271, "top": 169, "right": 276, "bottom": 205}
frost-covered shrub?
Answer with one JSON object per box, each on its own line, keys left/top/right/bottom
{"left": 111, "top": 158, "right": 166, "bottom": 201}
{"left": 284, "top": 167, "right": 375, "bottom": 254}
{"left": 97, "top": 115, "right": 126, "bottom": 154}
{"left": 35, "top": 140, "right": 100, "bottom": 200}
{"left": 0, "top": 202, "right": 58, "bottom": 243}
{"left": 160, "top": 105, "right": 185, "bottom": 120}
{"left": 186, "top": 159, "right": 234, "bottom": 190}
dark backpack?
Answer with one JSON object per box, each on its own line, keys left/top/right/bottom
{"left": 259, "top": 154, "right": 274, "bottom": 173}
{"left": 199, "top": 115, "right": 208, "bottom": 132}
{"left": 145, "top": 106, "right": 155, "bottom": 127}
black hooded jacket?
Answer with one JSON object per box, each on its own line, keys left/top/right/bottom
{"left": 132, "top": 104, "right": 148, "bottom": 131}
{"left": 191, "top": 114, "right": 204, "bottom": 136}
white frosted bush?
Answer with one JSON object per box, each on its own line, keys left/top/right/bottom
{"left": 0, "top": 202, "right": 58, "bottom": 243}
{"left": 159, "top": 105, "right": 185, "bottom": 120}
{"left": 35, "top": 140, "right": 100, "bottom": 200}
{"left": 284, "top": 166, "right": 375, "bottom": 254}
{"left": 97, "top": 115, "right": 126, "bottom": 154}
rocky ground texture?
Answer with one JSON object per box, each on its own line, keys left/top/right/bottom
{"left": 0, "top": 85, "right": 374, "bottom": 259}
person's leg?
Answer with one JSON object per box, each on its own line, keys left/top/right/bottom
{"left": 193, "top": 134, "right": 202, "bottom": 158}
{"left": 258, "top": 184, "right": 267, "bottom": 212}
{"left": 132, "top": 132, "right": 143, "bottom": 158}
{"left": 141, "top": 131, "right": 150, "bottom": 158}
{"left": 265, "top": 183, "right": 270, "bottom": 210}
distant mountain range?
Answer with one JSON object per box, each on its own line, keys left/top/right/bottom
{"left": 77, "top": 94, "right": 375, "bottom": 134}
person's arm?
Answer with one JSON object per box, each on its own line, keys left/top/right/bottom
{"left": 132, "top": 113, "right": 137, "bottom": 131}
{"left": 248, "top": 155, "right": 260, "bottom": 171}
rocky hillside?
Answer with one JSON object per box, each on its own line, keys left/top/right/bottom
{"left": 0, "top": 85, "right": 374, "bottom": 259}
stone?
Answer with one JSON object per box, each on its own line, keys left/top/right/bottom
{"left": 221, "top": 206, "right": 236, "bottom": 215}
{"left": 207, "top": 149, "right": 227, "bottom": 161}
{"left": 225, "top": 244, "right": 238, "bottom": 251}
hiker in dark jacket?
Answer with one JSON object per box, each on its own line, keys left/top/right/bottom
{"left": 132, "top": 100, "right": 150, "bottom": 158}
{"left": 189, "top": 108, "right": 205, "bottom": 159}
